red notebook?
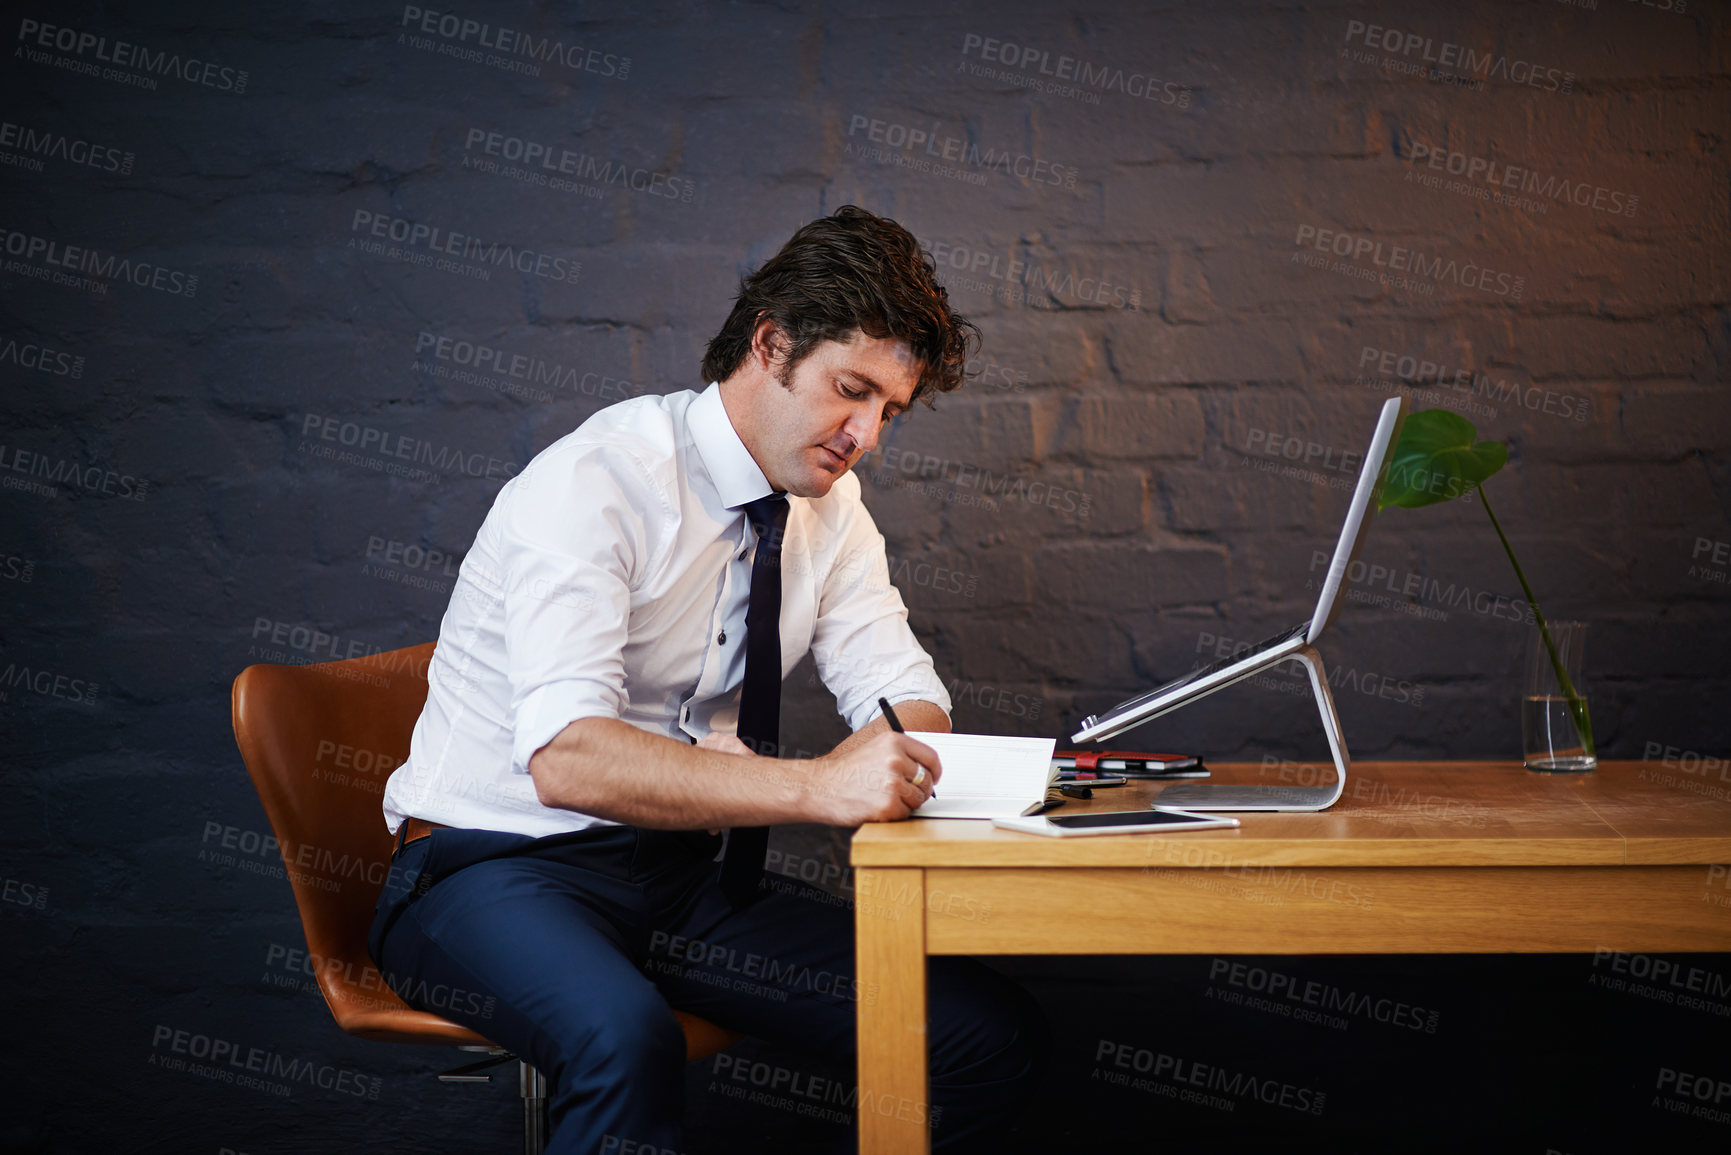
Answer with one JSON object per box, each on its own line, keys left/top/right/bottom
{"left": 1053, "top": 750, "right": 1208, "bottom": 778}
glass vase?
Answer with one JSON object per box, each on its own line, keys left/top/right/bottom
{"left": 1522, "top": 620, "right": 1597, "bottom": 773}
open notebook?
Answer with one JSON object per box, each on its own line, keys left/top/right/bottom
{"left": 907, "top": 732, "right": 1059, "bottom": 819}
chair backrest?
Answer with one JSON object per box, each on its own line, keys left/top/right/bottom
{"left": 231, "top": 642, "right": 742, "bottom": 1058}
{"left": 229, "top": 643, "right": 480, "bottom": 1042}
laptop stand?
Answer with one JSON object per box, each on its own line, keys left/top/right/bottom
{"left": 1154, "top": 644, "right": 1350, "bottom": 812}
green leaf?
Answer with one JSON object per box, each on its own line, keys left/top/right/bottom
{"left": 1378, "top": 408, "right": 1508, "bottom": 510}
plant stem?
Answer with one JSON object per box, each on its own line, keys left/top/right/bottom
{"left": 1479, "top": 485, "right": 1595, "bottom": 759}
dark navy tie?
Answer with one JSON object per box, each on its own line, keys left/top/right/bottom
{"left": 719, "top": 493, "right": 789, "bottom": 907}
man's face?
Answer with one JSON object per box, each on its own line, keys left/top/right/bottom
{"left": 751, "top": 330, "right": 921, "bottom": 498}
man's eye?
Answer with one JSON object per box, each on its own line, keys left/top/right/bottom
{"left": 839, "top": 384, "right": 866, "bottom": 401}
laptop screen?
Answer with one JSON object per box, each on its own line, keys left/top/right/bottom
{"left": 1072, "top": 396, "right": 1408, "bottom": 744}
{"left": 1304, "top": 396, "right": 1406, "bottom": 643}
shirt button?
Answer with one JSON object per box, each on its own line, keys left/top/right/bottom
{"left": 717, "top": 630, "right": 726, "bottom": 645}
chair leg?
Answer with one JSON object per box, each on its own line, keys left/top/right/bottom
{"left": 436, "top": 1049, "right": 515, "bottom": 1083}
{"left": 520, "top": 1059, "right": 548, "bottom": 1155}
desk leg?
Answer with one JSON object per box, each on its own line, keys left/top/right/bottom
{"left": 856, "top": 867, "right": 930, "bottom": 1155}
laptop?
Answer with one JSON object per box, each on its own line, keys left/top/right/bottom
{"left": 1069, "top": 396, "right": 1407, "bottom": 811}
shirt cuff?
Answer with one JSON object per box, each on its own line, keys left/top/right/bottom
{"left": 511, "top": 681, "right": 622, "bottom": 776}
{"left": 843, "top": 670, "right": 953, "bottom": 733}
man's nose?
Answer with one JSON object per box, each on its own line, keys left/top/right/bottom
{"left": 846, "top": 408, "right": 881, "bottom": 456}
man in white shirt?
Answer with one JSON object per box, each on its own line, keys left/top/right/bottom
{"left": 369, "top": 206, "right": 1045, "bottom": 1153}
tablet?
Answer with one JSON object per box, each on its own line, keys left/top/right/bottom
{"left": 992, "top": 807, "right": 1241, "bottom": 837}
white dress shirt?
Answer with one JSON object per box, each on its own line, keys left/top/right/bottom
{"left": 381, "top": 383, "right": 951, "bottom": 837}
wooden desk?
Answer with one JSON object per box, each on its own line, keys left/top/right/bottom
{"left": 850, "top": 760, "right": 1731, "bottom": 1153}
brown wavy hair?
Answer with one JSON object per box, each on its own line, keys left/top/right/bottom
{"left": 701, "top": 205, "right": 977, "bottom": 406}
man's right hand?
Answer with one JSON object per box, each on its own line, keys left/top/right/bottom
{"left": 807, "top": 731, "right": 943, "bottom": 824}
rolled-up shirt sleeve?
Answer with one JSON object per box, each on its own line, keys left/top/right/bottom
{"left": 810, "top": 501, "right": 952, "bottom": 732}
{"left": 498, "top": 447, "right": 666, "bottom": 776}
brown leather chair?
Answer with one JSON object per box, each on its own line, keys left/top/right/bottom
{"left": 231, "top": 642, "right": 740, "bottom": 1153}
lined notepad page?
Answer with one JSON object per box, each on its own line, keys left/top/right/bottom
{"left": 905, "top": 732, "right": 1058, "bottom": 819}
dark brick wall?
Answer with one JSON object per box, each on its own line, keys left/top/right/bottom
{"left": 2, "top": 1, "right": 1727, "bottom": 1152}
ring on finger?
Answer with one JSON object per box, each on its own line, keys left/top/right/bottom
{"left": 913, "top": 767, "right": 926, "bottom": 786}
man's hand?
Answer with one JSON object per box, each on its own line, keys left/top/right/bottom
{"left": 806, "top": 731, "right": 943, "bottom": 824}
{"left": 528, "top": 709, "right": 950, "bottom": 831}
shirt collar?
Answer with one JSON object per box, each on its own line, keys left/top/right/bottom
{"left": 689, "top": 382, "right": 776, "bottom": 510}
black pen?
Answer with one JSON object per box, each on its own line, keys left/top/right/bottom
{"left": 878, "top": 697, "right": 933, "bottom": 796}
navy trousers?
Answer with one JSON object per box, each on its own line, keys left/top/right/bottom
{"left": 367, "top": 824, "right": 1046, "bottom": 1154}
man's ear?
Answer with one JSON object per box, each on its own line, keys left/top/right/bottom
{"left": 750, "top": 315, "right": 787, "bottom": 371}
